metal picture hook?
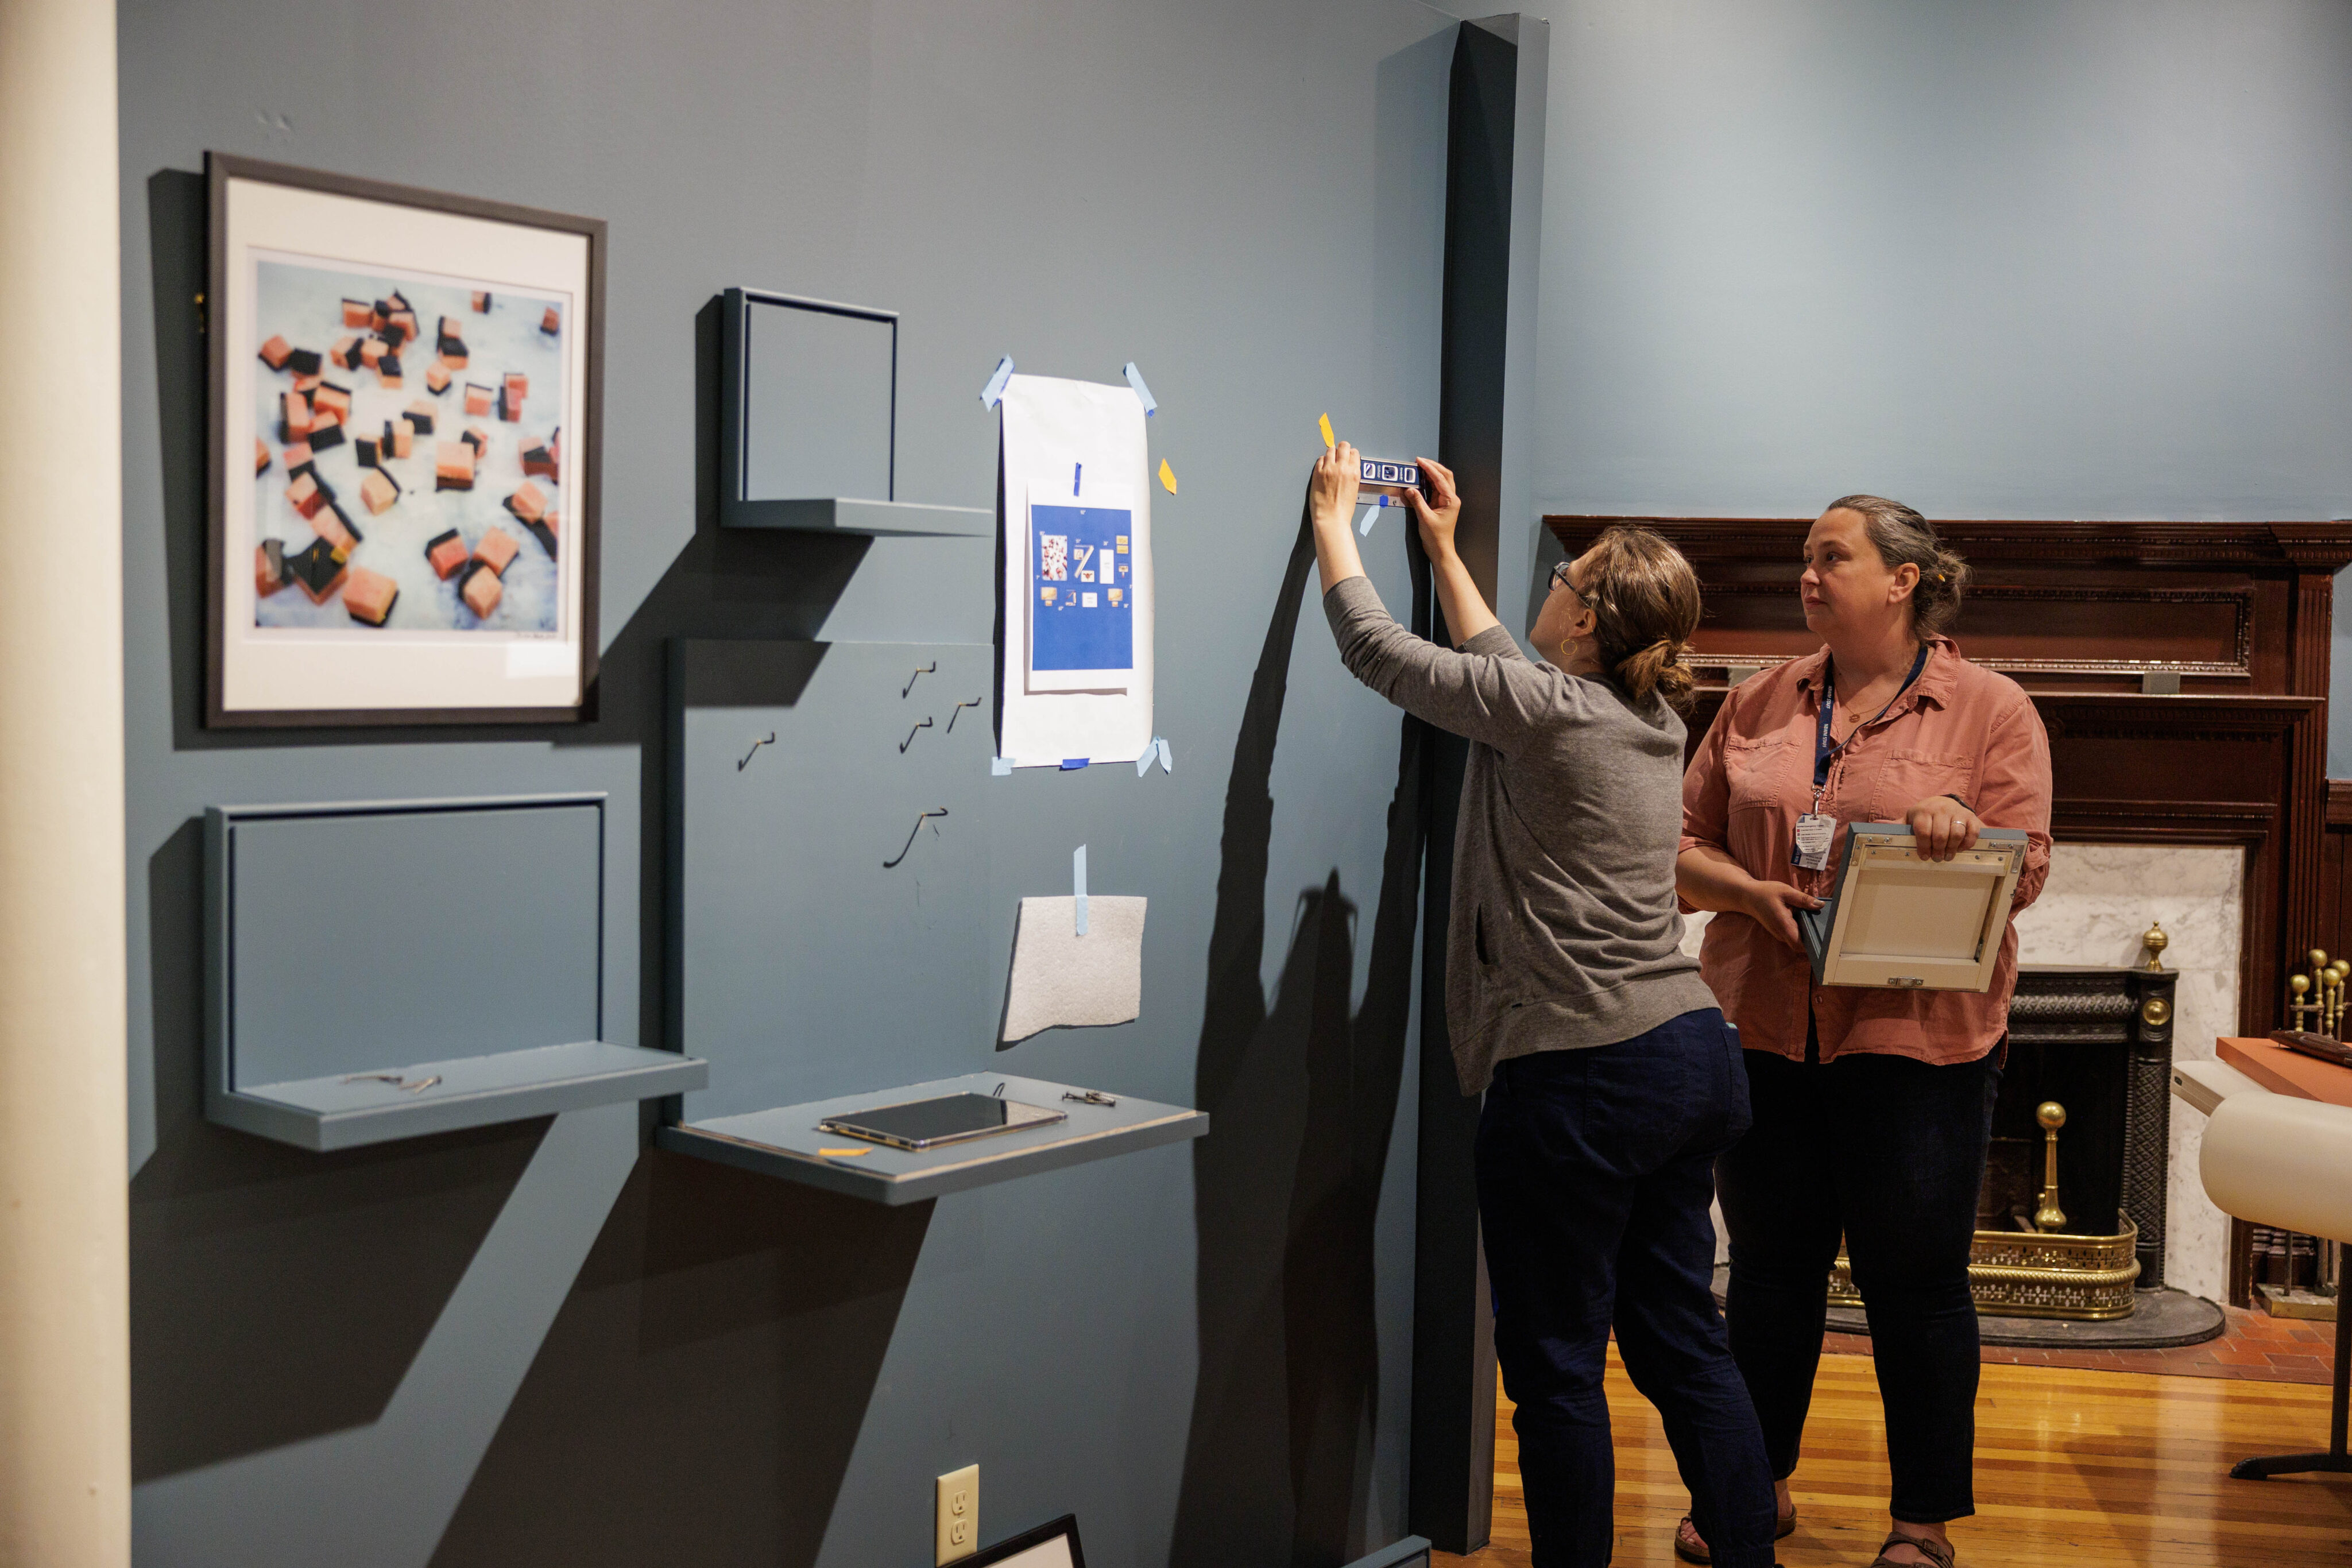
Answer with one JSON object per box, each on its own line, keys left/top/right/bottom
{"left": 945, "top": 698, "right": 983, "bottom": 734}
{"left": 883, "top": 808, "right": 950, "bottom": 869}
{"left": 738, "top": 732, "right": 776, "bottom": 771}
{"left": 902, "top": 661, "right": 937, "bottom": 699}
{"left": 341, "top": 1070, "right": 442, "bottom": 1094}
{"left": 900, "top": 717, "right": 933, "bottom": 753}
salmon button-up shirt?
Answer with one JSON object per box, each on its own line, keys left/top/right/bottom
{"left": 1678, "top": 636, "right": 2053, "bottom": 1064}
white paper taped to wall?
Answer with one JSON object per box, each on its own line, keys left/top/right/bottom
{"left": 996, "top": 373, "right": 1154, "bottom": 768}
{"left": 1001, "top": 895, "right": 1146, "bottom": 1043}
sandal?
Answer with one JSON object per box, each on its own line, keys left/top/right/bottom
{"left": 1868, "top": 1530, "right": 1955, "bottom": 1568}
{"left": 1672, "top": 1503, "right": 1797, "bottom": 1563}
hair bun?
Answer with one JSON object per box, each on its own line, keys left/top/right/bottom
{"left": 1580, "top": 526, "right": 1704, "bottom": 713}
{"left": 1828, "top": 495, "right": 1971, "bottom": 637}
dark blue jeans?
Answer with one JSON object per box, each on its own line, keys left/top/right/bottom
{"left": 1477, "top": 1009, "right": 1777, "bottom": 1568}
{"left": 1715, "top": 1044, "right": 2002, "bottom": 1526}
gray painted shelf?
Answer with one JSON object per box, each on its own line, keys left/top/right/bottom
{"left": 718, "top": 497, "right": 992, "bottom": 536}
{"left": 207, "top": 793, "right": 706, "bottom": 1151}
{"left": 220, "top": 1040, "right": 708, "bottom": 1152}
{"left": 656, "top": 1072, "right": 1208, "bottom": 1205}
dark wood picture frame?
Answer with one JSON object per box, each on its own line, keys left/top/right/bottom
{"left": 205, "top": 152, "right": 605, "bottom": 727}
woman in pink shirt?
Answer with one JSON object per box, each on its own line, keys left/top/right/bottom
{"left": 1673, "top": 497, "right": 2052, "bottom": 1568}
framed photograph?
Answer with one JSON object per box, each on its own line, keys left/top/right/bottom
{"left": 206, "top": 153, "right": 604, "bottom": 726}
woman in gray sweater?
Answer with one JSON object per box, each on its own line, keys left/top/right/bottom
{"left": 1309, "top": 439, "right": 1777, "bottom": 1568}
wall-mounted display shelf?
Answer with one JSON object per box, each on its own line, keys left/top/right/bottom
{"left": 665, "top": 640, "right": 1202, "bottom": 1199}
{"left": 730, "top": 497, "right": 992, "bottom": 537}
{"left": 206, "top": 794, "right": 705, "bottom": 1151}
{"left": 717, "top": 287, "right": 989, "bottom": 536}
{"left": 656, "top": 1072, "right": 1207, "bottom": 1205}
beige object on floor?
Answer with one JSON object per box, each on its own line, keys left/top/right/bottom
{"left": 1002, "top": 897, "right": 1146, "bottom": 1042}
{"left": 2201, "top": 1091, "right": 2352, "bottom": 1244}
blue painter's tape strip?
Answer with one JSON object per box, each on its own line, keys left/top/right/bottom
{"left": 1060, "top": 757, "right": 1088, "bottom": 771}
{"left": 1074, "top": 844, "right": 1088, "bottom": 935}
{"left": 1357, "top": 505, "right": 1379, "bottom": 537}
{"left": 1157, "top": 737, "right": 1173, "bottom": 774}
{"left": 1123, "top": 362, "right": 1156, "bottom": 416}
{"left": 980, "top": 355, "right": 1015, "bottom": 409}
{"left": 1135, "top": 746, "right": 1155, "bottom": 777}
{"left": 991, "top": 756, "right": 1014, "bottom": 776}
{"left": 1073, "top": 462, "right": 1082, "bottom": 496}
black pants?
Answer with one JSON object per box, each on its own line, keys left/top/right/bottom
{"left": 1715, "top": 1044, "right": 2002, "bottom": 1525}
{"left": 1477, "top": 1010, "right": 1777, "bottom": 1568}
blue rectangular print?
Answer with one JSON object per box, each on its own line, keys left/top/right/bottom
{"left": 1030, "top": 504, "right": 1134, "bottom": 673}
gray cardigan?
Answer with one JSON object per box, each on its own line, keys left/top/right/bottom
{"left": 1325, "top": 575, "right": 1717, "bottom": 1094}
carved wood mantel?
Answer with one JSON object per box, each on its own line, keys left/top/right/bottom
{"left": 1544, "top": 518, "right": 2352, "bottom": 1040}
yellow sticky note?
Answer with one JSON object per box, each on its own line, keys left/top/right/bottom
{"left": 1158, "top": 458, "right": 1177, "bottom": 495}
{"left": 1318, "top": 413, "right": 1335, "bottom": 449}
{"left": 818, "top": 1147, "right": 871, "bottom": 1158}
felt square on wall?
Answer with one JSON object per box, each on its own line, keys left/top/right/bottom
{"left": 1000, "top": 895, "right": 1147, "bottom": 1043}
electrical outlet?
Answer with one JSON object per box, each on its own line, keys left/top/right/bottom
{"left": 935, "top": 1464, "right": 978, "bottom": 1565}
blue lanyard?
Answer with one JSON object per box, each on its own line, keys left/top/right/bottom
{"left": 1814, "top": 644, "right": 1929, "bottom": 794}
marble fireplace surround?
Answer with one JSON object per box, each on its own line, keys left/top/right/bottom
{"left": 2012, "top": 843, "right": 2239, "bottom": 1303}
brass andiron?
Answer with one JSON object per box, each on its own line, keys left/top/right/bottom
{"left": 2141, "top": 922, "right": 2168, "bottom": 971}
{"left": 2285, "top": 948, "right": 2350, "bottom": 1037}
{"left": 2033, "top": 1101, "right": 2068, "bottom": 1233}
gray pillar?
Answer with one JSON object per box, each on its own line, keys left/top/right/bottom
{"left": 1410, "top": 13, "right": 1546, "bottom": 1556}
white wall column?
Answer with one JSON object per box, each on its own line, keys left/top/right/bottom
{"left": 0, "top": 0, "right": 131, "bottom": 1561}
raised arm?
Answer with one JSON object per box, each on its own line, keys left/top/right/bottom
{"left": 1309, "top": 442, "right": 1502, "bottom": 648}
{"left": 1309, "top": 440, "right": 1556, "bottom": 751}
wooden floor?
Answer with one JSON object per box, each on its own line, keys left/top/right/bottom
{"left": 1838, "top": 1304, "right": 2342, "bottom": 1387}
{"left": 1436, "top": 1348, "right": 2352, "bottom": 1567}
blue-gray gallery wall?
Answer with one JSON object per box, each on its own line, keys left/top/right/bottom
{"left": 1516, "top": 0, "right": 2352, "bottom": 768}
{"left": 121, "top": 2, "right": 2352, "bottom": 1561}
{"left": 118, "top": 2, "right": 1464, "bottom": 1563}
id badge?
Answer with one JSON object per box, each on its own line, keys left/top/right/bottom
{"left": 1791, "top": 812, "right": 1835, "bottom": 871}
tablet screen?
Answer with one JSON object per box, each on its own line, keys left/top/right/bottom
{"left": 818, "top": 1093, "right": 1064, "bottom": 1149}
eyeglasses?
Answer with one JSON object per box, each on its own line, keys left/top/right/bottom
{"left": 1549, "top": 560, "right": 1582, "bottom": 599}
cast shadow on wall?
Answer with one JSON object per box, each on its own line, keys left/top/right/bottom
{"left": 426, "top": 1151, "right": 933, "bottom": 1566}
{"left": 131, "top": 822, "right": 551, "bottom": 1481}
{"left": 423, "top": 295, "right": 943, "bottom": 1565}
{"left": 136, "top": 234, "right": 912, "bottom": 1563}
{"left": 146, "top": 180, "right": 868, "bottom": 1052}
{"left": 146, "top": 170, "right": 871, "bottom": 774}
{"left": 142, "top": 211, "right": 1422, "bottom": 1562}
{"left": 1170, "top": 504, "right": 1426, "bottom": 1567}
{"left": 135, "top": 177, "right": 579, "bottom": 1480}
